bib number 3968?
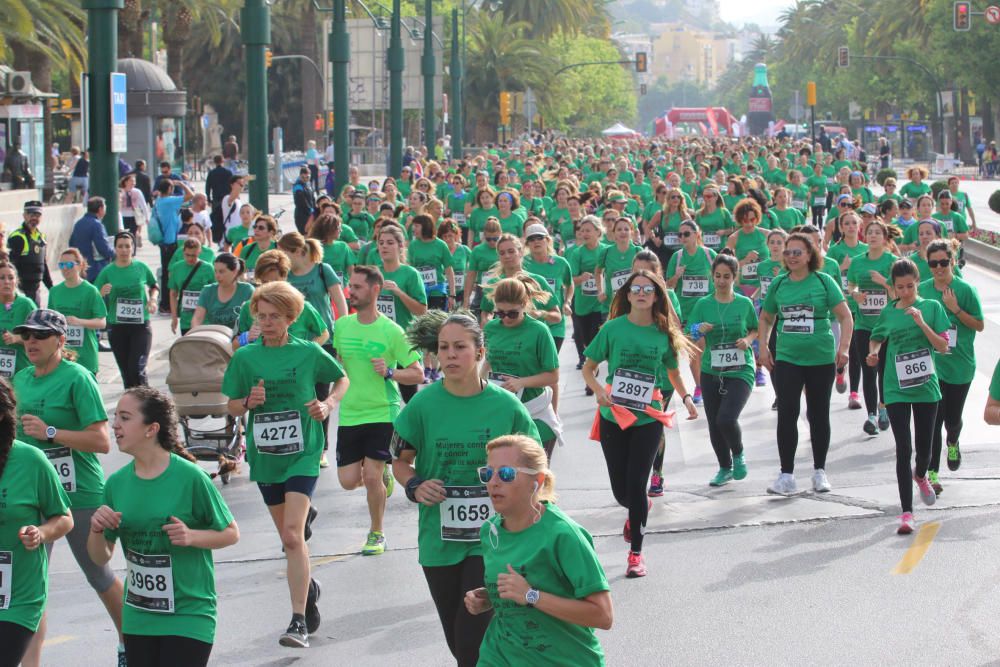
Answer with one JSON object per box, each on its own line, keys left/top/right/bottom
{"left": 125, "top": 550, "right": 174, "bottom": 613}
{"left": 440, "top": 486, "right": 493, "bottom": 542}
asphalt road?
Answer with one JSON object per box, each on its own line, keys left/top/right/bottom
{"left": 34, "top": 180, "right": 1000, "bottom": 666}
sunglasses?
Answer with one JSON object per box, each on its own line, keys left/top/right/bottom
{"left": 669, "top": 195, "right": 681, "bottom": 200}
{"left": 493, "top": 309, "right": 522, "bottom": 320}
{"left": 629, "top": 284, "right": 656, "bottom": 295}
{"left": 478, "top": 465, "right": 539, "bottom": 484}
{"left": 484, "top": 236, "right": 500, "bottom": 243}
{"left": 58, "top": 261, "right": 78, "bottom": 270}
{"left": 254, "top": 225, "right": 271, "bottom": 231}
{"left": 783, "top": 249, "right": 805, "bottom": 257}
{"left": 21, "top": 331, "right": 57, "bottom": 342}
{"left": 927, "top": 258, "right": 951, "bottom": 268}
{"left": 679, "top": 231, "right": 694, "bottom": 238}
{"left": 526, "top": 235, "right": 546, "bottom": 242}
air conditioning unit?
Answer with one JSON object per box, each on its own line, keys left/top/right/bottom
{"left": 6, "top": 72, "right": 32, "bottom": 96}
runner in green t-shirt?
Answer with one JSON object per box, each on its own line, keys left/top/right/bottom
{"left": 568, "top": 217, "right": 606, "bottom": 370}
{"left": 595, "top": 218, "right": 641, "bottom": 313}
{"left": 192, "top": 253, "right": 255, "bottom": 332}
{"left": 463, "top": 219, "right": 501, "bottom": 312}
{"left": 168, "top": 242, "right": 216, "bottom": 335}
{"left": 407, "top": 215, "right": 457, "bottom": 310}
{"left": 88, "top": 387, "right": 238, "bottom": 663}
{"left": 49, "top": 249, "right": 107, "bottom": 375}
{"left": 868, "top": 257, "right": 951, "bottom": 535}
{"left": 440, "top": 220, "right": 472, "bottom": 304}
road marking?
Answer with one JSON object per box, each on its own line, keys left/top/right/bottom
{"left": 311, "top": 554, "right": 349, "bottom": 566}
{"left": 892, "top": 521, "right": 940, "bottom": 574}
{"left": 44, "top": 635, "right": 76, "bottom": 647}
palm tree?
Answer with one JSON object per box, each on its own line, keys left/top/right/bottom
{"left": 497, "top": 0, "right": 608, "bottom": 40}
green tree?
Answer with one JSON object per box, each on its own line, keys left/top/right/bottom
{"left": 497, "top": 0, "right": 608, "bottom": 40}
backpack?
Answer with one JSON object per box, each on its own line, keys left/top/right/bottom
{"left": 147, "top": 202, "right": 164, "bottom": 245}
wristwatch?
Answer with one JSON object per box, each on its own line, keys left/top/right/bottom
{"left": 385, "top": 367, "right": 395, "bottom": 380}
{"left": 46, "top": 425, "right": 57, "bottom": 444}
{"left": 525, "top": 588, "right": 540, "bottom": 608}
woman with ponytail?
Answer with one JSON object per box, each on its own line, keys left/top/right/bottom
{"left": 465, "top": 434, "right": 613, "bottom": 666}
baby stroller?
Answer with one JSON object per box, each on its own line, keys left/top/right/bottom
{"left": 166, "top": 325, "right": 245, "bottom": 484}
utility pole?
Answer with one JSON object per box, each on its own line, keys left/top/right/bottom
{"left": 82, "top": 0, "right": 124, "bottom": 235}
{"left": 241, "top": 0, "right": 270, "bottom": 213}
{"left": 387, "top": 0, "right": 403, "bottom": 176}
{"left": 330, "top": 0, "right": 350, "bottom": 192}
{"left": 450, "top": 8, "right": 462, "bottom": 160}
{"left": 422, "top": 0, "right": 435, "bottom": 155}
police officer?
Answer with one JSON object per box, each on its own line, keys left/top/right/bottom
{"left": 8, "top": 200, "right": 52, "bottom": 305}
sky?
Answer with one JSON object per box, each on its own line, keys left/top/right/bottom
{"left": 718, "top": 0, "right": 794, "bottom": 28}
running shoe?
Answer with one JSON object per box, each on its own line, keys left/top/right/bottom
{"left": 835, "top": 369, "right": 847, "bottom": 394}
{"left": 422, "top": 367, "right": 432, "bottom": 384}
{"left": 863, "top": 415, "right": 879, "bottom": 436}
{"left": 626, "top": 551, "right": 647, "bottom": 578}
{"left": 848, "top": 392, "right": 862, "bottom": 410}
{"left": 709, "top": 468, "right": 734, "bottom": 487}
{"left": 585, "top": 386, "right": 594, "bottom": 396}
{"left": 732, "top": 453, "right": 748, "bottom": 480}
{"left": 914, "top": 475, "right": 937, "bottom": 506}
{"left": 362, "top": 531, "right": 386, "bottom": 556}
{"left": 383, "top": 465, "right": 395, "bottom": 498}
{"left": 279, "top": 617, "right": 309, "bottom": 648}
{"left": 319, "top": 454, "right": 330, "bottom": 469}
{"left": 771, "top": 398, "right": 777, "bottom": 411}
{"left": 929, "top": 470, "right": 943, "bottom": 495}
{"left": 692, "top": 386, "right": 703, "bottom": 405}
{"left": 755, "top": 368, "right": 767, "bottom": 387}
{"left": 647, "top": 473, "right": 664, "bottom": 497}
{"left": 767, "top": 472, "right": 798, "bottom": 496}
{"left": 429, "top": 368, "right": 442, "bottom": 382}
{"left": 306, "top": 579, "right": 322, "bottom": 633}
{"left": 897, "top": 512, "right": 916, "bottom": 535}
{"left": 877, "top": 406, "right": 890, "bottom": 431}
{"left": 947, "top": 442, "right": 962, "bottom": 471}
{"left": 812, "top": 469, "right": 831, "bottom": 493}
{"left": 576, "top": 360, "right": 585, "bottom": 370}
{"left": 304, "top": 505, "right": 318, "bottom": 542}
{"left": 118, "top": 646, "right": 127, "bottom": 667}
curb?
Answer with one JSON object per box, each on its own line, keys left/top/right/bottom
{"left": 964, "top": 237, "right": 1000, "bottom": 274}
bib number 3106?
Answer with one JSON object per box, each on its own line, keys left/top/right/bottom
{"left": 440, "top": 486, "right": 493, "bottom": 542}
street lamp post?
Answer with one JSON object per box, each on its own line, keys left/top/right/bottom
{"left": 387, "top": 0, "right": 404, "bottom": 176}
{"left": 330, "top": 0, "right": 350, "bottom": 194}
{"left": 451, "top": 8, "right": 462, "bottom": 160}
{"left": 82, "top": 0, "right": 124, "bottom": 235}
{"left": 241, "top": 0, "right": 270, "bottom": 213}
{"left": 422, "top": 0, "right": 435, "bottom": 156}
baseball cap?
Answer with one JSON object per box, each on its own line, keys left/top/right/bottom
{"left": 899, "top": 199, "right": 913, "bottom": 209}
{"left": 836, "top": 194, "right": 853, "bottom": 205}
{"left": 524, "top": 224, "right": 550, "bottom": 239}
{"left": 860, "top": 203, "right": 878, "bottom": 215}
{"left": 23, "top": 200, "right": 43, "bottom": 214}
{"left": 13, "top": 309, "right": 67, "bottom": 337}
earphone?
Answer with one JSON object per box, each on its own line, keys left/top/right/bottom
{"left": 532, "top": 481, "right": 539, "bottom": 493}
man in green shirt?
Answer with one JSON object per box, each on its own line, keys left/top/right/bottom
{"left": 333, "top": 266, "right": 424, "bottom": 556}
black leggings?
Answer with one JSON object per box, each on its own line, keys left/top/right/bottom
{"left": 773, "top": 361, "right": 835, "bottom": 474}
{"left": 930, "top": 380, "right": 972, "bottom": 473}
{"left": 553, "top": 336, "right": 564, "bottom": 352}
{"left": 422, "top": 557, "right": 492, "bottom": 667}
{"left": 109, "top": 322, "right": 152, "bottom": 388}
{"left": 316, "top": 343, "right": 336, "bottom": 450}
{"left": 851, "top": 329, "right": 886, "bottom": 413}
{"left": 0, "top": 621, "right": 34, "bottom": 667}
{"left": 598, "top": 418, "right": 662, "bottom": 553}
{"left": 123, "top": 634, "right": 213, "bottom": 667}
{"left": 701, "top": 373, "right": 752, "bottom": 469}
{"left": 572, "top": 311, "right": 604, "bottom": 363}
{"left": 887, "top": 402, "right": 938, "bottom": 513}
{"left": 811, "top": 205, "right": 826, "bottom": 229}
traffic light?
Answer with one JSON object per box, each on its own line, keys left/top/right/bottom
{"left": 806, "top": 81, "right": 817, "bottom": 106}
{"left": 265, "top": 48, "right": 273, "bottom": 68}
{"left": 635, "top": 52, "right": 648, "bottom": 73}
{"left": 640, "top": 83, "right": 647, "bottom": 96}
{"left": 314, "top": 114, "right": 324, "bottom": 131}
{"left": 954, "top": 1, "right": 971, "bottom": 31}
{"left": 837, "top": 47, "right": 849, "bottom": 67}
{"left": 499, "top": 91, "right": 511, "bottom": 126}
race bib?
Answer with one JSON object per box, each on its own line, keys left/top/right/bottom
{"left": 452, "top": 212, "right": 466, "bottom": 224}
{"left": 44, "top": 447, "right": 76, "bottom": 493}
{"left": 741, "top": 262, "right": 759, "bottom": 281}
{"left": 895, "top": 348, "right": 934, "bottom": 389}
{"left": 681, "top": 276, "right": 709, "bottom": 297}
{"left": 125, "top": 550, "right": 175, "bottom": 613}
{"left": 813, "top": 196, "right": 827, "bottom": 207}
{"left": 487, "top": 372, "right": 524, "bottom": 400}
{"left": 0, "top": 551, "right": 11, "bottom": 610}
{"left": 759, "top": 275, "right": 773, "bottom": 297}
{"left": 116, "top": 298, "right": 143, "bottom": 324}
{"left": 376, "top": 294, "right": 396, "bottom": 321}
{"left": 245, "top": 269, "right": 255, "bottom": 282}
{"left": 581, "top": 278, "right": 598, "bottom": 296}
{"left": 703, "top": 233, "right": 721, "bottom": 247}
{"left": 610, "top": 368, "right": 655, "bottom": 410}
{"left": 440, "top": 486, "right": 493, "bottom": 542}
{"left": 861, "top": 289, "right": 888, "bottom": 317}
{"left": 419, "top": 266, "right": 437, "bottom": 286}
{"left": 65, "top": 325, "right": 84, "bottom": 348}
{"left": 826, "top": 177, "right": 836, "bottom": 186}
{"left": 710, "top": 343, "right": 744, "bottom": 372}
{"left": 841, "top": 273, "right": 849, "bottom": 291}
{"left": 181, "top": 290, "right": 200, "bottom": 312}
{"left": 611, "top": 269, "right": 631, "bottom": 291}
{"left": 792, "top": 198, "right": 806, "bottom": 210}
{"left": 252, "top": 410, "right": 304, "bottom": 455}
{"left": 0, "top": 348, "right": 16, "bottom": 379}
{"left": 544, "top": 277, "right": 556, "bottom": 292}
{"left": 663, "top": 233, "right": 680, "bottom": 246}
{"left": 946, "top": 326, "right": 958, "bottom": 351}
{"left": 455, "top": 272, "right": 466, "bottom": 291}
{"left": 781, "top": 304, "right": 815, "bottom": 334}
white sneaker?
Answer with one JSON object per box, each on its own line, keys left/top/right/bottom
{"left": 767, "top": 472, "right": 798, "bottom": 496}
{"left": 812, "top": 468, "right": 832, "bottom": 493}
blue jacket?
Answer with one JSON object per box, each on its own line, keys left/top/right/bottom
{"left": 69, "top": 213, "right": 115, "bottom": 282}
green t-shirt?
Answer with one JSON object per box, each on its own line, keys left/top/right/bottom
{"left": 596, "top": 242, "right": 641, "bottom": 309}
{"left": 756, "top": 259, "right": 783, "bottom": 300}
{"left": 344, "top": 211, "right": 375, "bottom": 241}
{"left": 169, "top": 245, "right": 215, "bottom": 273}
{"left": 688, "top": 293, "right": 758, "bottom": 388}
{"left": 762, "top": 271, "right": 844, "bottom": 366}
{"left": 568, "top": 244, "right": 604, "bottom": 316}
{"left": 899, "top": 181, "right": 932, "bottom": 201}
{"left": 666, "top": 246, "right": 717, "bottom": 322}
{"left": 168, "top": 260, "right": 216, "bottom": 331}
{"left": 901, "top": 220, "right": 949, "bottom": 246}
{"left": 446, "top": 192, "right": 470, "bottom": 226}
{"left": 806, "top": 174, "right": 828, "bottom": 203}
{"left": 222, "top": 337, "right": 345, "bottom": 482}
{"left": 871, "top": 297, "right": 951, "bottom": 404}
{"left": 730, "top": 228, "right": 769, "bottom": 287}
{"left": 469, "top": 206, "right": 500, "bottom": 240}
{"left": 825, "top": 240, "right": 869, "bottom": 291}
{"left": 694, "top": 208, "right": 733, "bottom": 250}
{"left": 238, "top": 240, "right": 276, "bottom": 273}
{"left": 468, "top": 243, "right": 499, "bottom": 280}
{"left": 484, "top": 315, "right": 559, "bottom": 440}
{"left": 918, "top": 277, "right": 982, "bottom": 385}
{"left": 990, "top": 360, "right": 1000, "bottom": 401}
{"left": 391, "top": 382, "right": 540, "bottom": 567}
{"left": 407, "top": 237, "right": 454, "bottom": 296}
{"left": 0, "top": 441, "right": 70, "bottom": 632}
{"left": 13, "top": 359, "right": 108, "bottom": 508}
{"left": 103, "top": 454, "right": 234, "bottom": 644}
{"left": 379, "top": 264, "right": 427, "bottom": 331}
{"left": 0, "top": 294, "right": 36, "bottom": 377}
{"left": 322, "top": 241, "right": 355, "bottom": 278}
{"left": 447, "top": 244, "right": 472, "bottom": 297}
{"left": 225, "top": 224, "right": 250, "bottom": 247}
{"left": 769, "top": 207, "right": 805, "bottom": 232}
{"left": 196, "top": 282, "right": 255, "bottom": 330}
{"left": 479, "top": 502, "right": 609, "bottom": 667}
{"left": 932, "top": 211, "right": 969, "bottom": 236}
{"left": 846, "top": 251, "right": 897, "bottom": 331}
{"left": 523, "top": 254, "right": 572, "bottom": 338}
{"left": 47, "top": 280, "right": 107, "bottom": 374}
{"left": 287, "top": 263, "right": 341, "bottom": 338}
{"left": 94, "top": 261, "right": 158, "bottom": 325}
{"left": 497, "top": 212, "right": 524, "bottom": 237}
{"left": 584, "top": 315, "right": 679, "bottom": 426}
{"left": 236, "top": 299, "right": 326, "bottom": 343}
{"left": 333, "top": 313, "right": 422, "bottom": 426}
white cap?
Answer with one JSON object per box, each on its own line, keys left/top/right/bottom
{"left": 524, "top": 223, "right": 550, "bottom": 238}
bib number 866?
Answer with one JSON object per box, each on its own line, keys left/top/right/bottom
{"left": 615, "top": 381, "right": 649, "bottom": 398}
{"left": 904, "top": 361, "right": 928, "bottom": 376}
{"left": 129, "top": 570, "right": 168, "bottom": 593}
{"left": 445, "top": 503, "right": 491, "bottom": 524}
